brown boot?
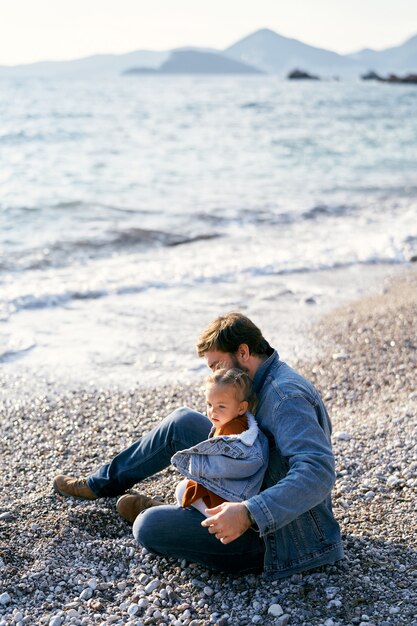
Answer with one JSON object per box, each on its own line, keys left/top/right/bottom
{"left": 116, "top": 494, "right": 164, "bottom": 524}
{"left": 53, "top": 474, "right": 98, "bottom": 500}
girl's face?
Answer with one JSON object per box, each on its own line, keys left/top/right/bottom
{"left": 205, "top": 383, "right": 248, "bottom": 428}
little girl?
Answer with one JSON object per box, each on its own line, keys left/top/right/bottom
{"left": 171, "top": 368, "right": 269, "bottom": 517}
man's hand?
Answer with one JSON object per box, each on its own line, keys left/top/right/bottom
{"left": 201, "top": 502, "right": 252, "bottom": 544}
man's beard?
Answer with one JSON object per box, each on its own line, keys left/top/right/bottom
{"left": 231, "top": 354, "right": 249, "bottom": 375}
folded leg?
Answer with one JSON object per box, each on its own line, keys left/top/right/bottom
{"left": 133, "top": 504, "right": 265, "bottom": 574}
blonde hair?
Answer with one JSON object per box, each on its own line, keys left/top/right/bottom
{"left": 205, "top": 367, "right": 256, "bottom": 412}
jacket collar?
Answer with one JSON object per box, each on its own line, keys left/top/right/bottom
{"left": 252, "top": 349, "right": 279, "bottom": 394}
{"left": 209, "top": 411, "right": 259, "bottom": 446}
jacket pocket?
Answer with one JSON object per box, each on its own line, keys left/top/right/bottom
{"left": 309, "top": 509, "right": 325, "bottom": 541}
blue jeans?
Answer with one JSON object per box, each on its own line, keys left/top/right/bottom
{"left": 87, "top": 407, "right": 266, "bottom": 573}
{"left": 88, "top": 407, "right": 212, "bottom": 497}
{"left": 133, "top": 505, "right": 265, "bottom": 574}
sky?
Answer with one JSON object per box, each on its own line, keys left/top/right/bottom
{"left": 1, "top": 0, "right": 416, "bottom": 66}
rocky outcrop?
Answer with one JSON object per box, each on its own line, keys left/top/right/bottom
{"left": 287, "top": 69, "right": 319, "bottom": 80}
{"left": 361, "top": 70, "right": 417, "bottom": 84}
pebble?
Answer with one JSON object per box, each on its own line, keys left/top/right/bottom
{"left": 387, "top": 476, "right": 403, "bottom": 488}
{"left": 203, "top": 586, "right": 214, "bottom": 596}
{"left": 48, "top": 617, "right": 62, "bottom": 626}
{"left": 0, "top": 593, "right": 11, "bottom": 605}
{"left": 144, "top": 579, "right": 160, "bottom": 594}
{"left": 138, "top": 599, "right": 149, "bottom": 610}
{"left": 127, "top": 604, "right": 139, "bottom": 616}
{"left": 268, "top": 603, "right": 284, "bottom": 617}
{"left": 334, "top": 431, "right": 351, "bottom": 441}
{"left": 87, "top": 578, "right": 98, "bottom": 590}
{"left": 138, "top": 573, "right": 149, "bottom": 585}
{"left": 79, "top": 588, "right": 93, "bottom": 601}
{"left": 325, "top": 586, "right": 339, "bottom": 599}
{"left": 0, "top": 512, "right": 13, "bottom": 521}
{"left": 327, "top": 599, "right": 342, "bottom": 609}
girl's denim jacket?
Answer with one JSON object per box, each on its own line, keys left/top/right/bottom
{"left": 244, "top": 350, "right": 344, "bottom": 579}
{"left": 171, "top": 412, "right": 269, "bottom": 503}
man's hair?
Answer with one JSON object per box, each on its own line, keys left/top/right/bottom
{"left": 206, "top": 367, "right": 255, "bottom": 412}
{"left": 196, "top": 311, "right": 271, "bottom": 358}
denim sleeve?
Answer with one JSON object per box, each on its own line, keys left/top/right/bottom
{"left": 244, "top": 396, "right": 336, "bottom": 537}
{"left": 190, "top": 453, "right": 264, "bottom": 481}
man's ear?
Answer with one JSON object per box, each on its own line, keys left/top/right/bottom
{"left": 237, "top": 343, "right": 250, "bottom": 362}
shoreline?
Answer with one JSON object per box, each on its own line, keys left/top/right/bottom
{"left": 1, "top": 267, "right": 416, "bottom": 625}
{"left": 0, "top": 261, "right": 408, "bottom": 404}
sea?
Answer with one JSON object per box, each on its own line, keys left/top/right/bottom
{"left": 0, "top": 76, "right": 416, "bottom": 395}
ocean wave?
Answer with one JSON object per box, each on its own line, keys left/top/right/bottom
{"left": 5, "top": 285, "right": 159, "bottom": 314}
{"left": 2, "top": 256, "right": 406, "bottom": 317}
{"left": 24, "top": 112, "right": 93, "bottom": 120}
{"left": 0, "top": 129, "right": 86, "bottom": 144}
{"left": 0, "top": 228, "right": 220, "bottom": 272}
{"left": 195, "top": 203, "right": 357, "bottom": 226}
{"left": 0, "top": 200, "right": 158, "bottom": 217}
{"left": 0, "top": 335, "right": 36, "bottom": 363}
{"left": 301, "top": 204, "right": 354, "bottom": 219}
{"left": 50, "top": 200, "right": 150, "bottom": 215}
{"left": 244, "top": 257, "right": 404, "bottom": 278}
{"left": 8, "top": 290, "right": 106, "bottom": 311}
{"left": 241, "top": 101, "right": 272, "bottom": 110}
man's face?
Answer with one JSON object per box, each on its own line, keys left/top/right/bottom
{"left": 203, "top": 350, "right": 242, "bottom": 372}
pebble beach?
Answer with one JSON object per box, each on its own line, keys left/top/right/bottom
{"left": 0, "top": 268, "right": 416, "bottom": 626}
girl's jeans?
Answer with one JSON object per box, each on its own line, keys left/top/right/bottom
{"left": 87, "top": 407, "right": 265, "bottom": 574}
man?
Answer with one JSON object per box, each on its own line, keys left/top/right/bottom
{"left": 54, "top": 312, "right": 344, "bottom": 578}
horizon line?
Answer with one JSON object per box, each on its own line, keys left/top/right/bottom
{"left": 0, "top": 26, "right": 415, "bottom": 69}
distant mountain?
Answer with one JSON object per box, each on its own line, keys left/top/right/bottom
{"left": 0, "top": 50, "right": 169, "bottom": 78}
{"left": 124, "top": 50, "right": 263, "bottom": 75}
{"left": 0, "top": 28, "right": 416, "bottom": 79}
{"left": 224, "top": 28, "right": 361, "bottom": 77}
{"left": 347, "top": 34, "right": 417, "bottom": 73}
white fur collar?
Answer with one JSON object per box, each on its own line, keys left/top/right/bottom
{"left": 210, "top": 411, "right": 259, "bottom": 447}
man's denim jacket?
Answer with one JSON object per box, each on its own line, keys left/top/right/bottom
{"left": 171, "top": 412, "right": 269, "bottom": 502}
{"left": 245, "top": 350, "right": 344, "bottom": 579}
